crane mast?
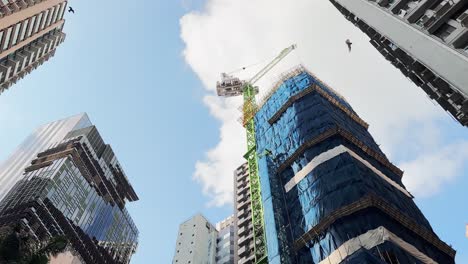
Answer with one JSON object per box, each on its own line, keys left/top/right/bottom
{"left": 216, "top": 45, "right": 296, "bottom": 264}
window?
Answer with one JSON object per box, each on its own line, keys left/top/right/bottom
{"left": 434, "top": 23, "right": 457, "bottom": 41}
{"left": 40, "top": 10, "right": 48, "bottom": 30}
{"left": 58, "top": 3, "right": 66, "bottom": 20}
{"left": 2, "top": 26, "right": 12, "bottom": 51}
{"left": 46, "top": 7, "right": 54, "bottom": 27}
{"left": 27, "top": 16, "right": 36, "bottom": 38}
{"left": 11, "top": 23, "right": 21, "bottom": 46}
{"left": 33, "top": 13, "right": 42, "bottom": 34}
{"left": 52, "top": 5, "right": 60, "bottom": 24}
{"left": 19, "top": 19, "right": 28, "bottom": 42}
{"left": 0, "top": 31, "right": 4, "bottom": 51}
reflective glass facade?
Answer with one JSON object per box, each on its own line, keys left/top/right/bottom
{"left": 0, "top": 113, "right": 90, "bottom": 201}
{"left": 254, "top": 67, "right": 455, "bottom": 263}
{"left": 0, "top": 114, "right": 139, "bottom": 264}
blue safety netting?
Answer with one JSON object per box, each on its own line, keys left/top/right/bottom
{"left": 255, "top": 72, "right": 454, "bottom": 263}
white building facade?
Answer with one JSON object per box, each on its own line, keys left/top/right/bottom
{"left": 173, "top": 214, "right": 218, "bottom": 264}
{"left": 331, "top": 0, "right": 468, "bottom": 126}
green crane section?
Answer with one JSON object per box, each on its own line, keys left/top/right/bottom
{"left": 216, "top": 45, "right": 296, "bottom": 264}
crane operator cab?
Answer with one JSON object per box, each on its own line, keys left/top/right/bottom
{"left": 216, "top": 73, "right": 246, "bottom": 97}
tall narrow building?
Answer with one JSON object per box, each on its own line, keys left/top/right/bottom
{"left": 254, "top": 66, "right": 456, "bottom": 263}
{"left": 234, "top": 163, "right": 255, "bottom": 264}
{"left": 0, "top": 113, "right": 139, "bottom": 264}
{"left": 330, "top": 0, "right": 468, "bottom": 126}
{"left": 173, "top": 214, "right": 218, "bottom": 264}
{"left": 0, "top": 0, "right": 67, "bottom": 94}
{"left": 173, "top": 214, "right": 237, "bottom": 264}
{"left": 215, "top": 215, "right": 236, "bottom": 264}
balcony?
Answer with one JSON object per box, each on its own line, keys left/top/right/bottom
{"left": 237, "top": 223, "right": 253, "bottom": 237}
{"left": 236, "top": 198, "right": 250, "bottom": 211}
{"left": 237, "top": 192, "right": 249, "bottom": 203}
{"left": 237, "top": 214, "right": 251, "bottom": 227}
{"left": 239, "top": 254, "right": 255, "bottom": 264}
{"left": 238, "top": 232, "right": 253, "bottom": 247}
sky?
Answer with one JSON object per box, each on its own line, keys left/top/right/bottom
{"left": 0, "top": 0, "right": 467, "bottom": 263}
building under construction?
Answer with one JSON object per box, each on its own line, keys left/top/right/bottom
{"left": 251, "top": 66, "right": 456, "bottom": 263}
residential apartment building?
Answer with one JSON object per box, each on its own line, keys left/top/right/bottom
{"left": 330, "top": 0, "right": 468, "bottom": 126}
{"left": 0, "top": 0, "right": 67, "bottom": 94}
{"left": 234, "top": 163, "right": 255, "bottom": 264}
{"left": 215, "top": 216, "right": 235, "bottom": 264}
{"left": 0, "top": 113, "right": 139, "bottom": 264}
{"left": 253, "top": 66, "right": 455, "bottom": 263}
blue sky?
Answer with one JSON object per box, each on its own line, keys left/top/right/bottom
{"left": 0, "top": 0, "right": 467, "bottom": 263}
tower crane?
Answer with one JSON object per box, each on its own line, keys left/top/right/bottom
{"left": 216, "top": 44, "right": 297, "bottom": 264}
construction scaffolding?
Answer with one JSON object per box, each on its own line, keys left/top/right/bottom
{"left": 216, "top": 45, "right": 297, "bottom": 264}
{"left": 253, "top": 67, "right": 455, "bottom": 263}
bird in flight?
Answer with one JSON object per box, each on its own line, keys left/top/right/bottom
{"left": 68, "top": 6, "right": 75, "bottom": 13}
{"left": 345, "top": 39, "right": 352, "bottom": 52}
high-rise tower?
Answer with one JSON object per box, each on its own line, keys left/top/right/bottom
{"left": 0, "top": 113, "right": 139, "bottom": 264}
{"left": 330, "top": 0, "right": 468, "bottom": 126}
{"left": 234, "top": 163, "right": 255, "bottom": 264}
{"left": 254, "top": 66, "right": 455, "bottom": 263}
{"left": 216, "top": 215, "right": 236, "bottom": 264}
{"left": 0, "top": 0, "right": 67, "bottom": 94}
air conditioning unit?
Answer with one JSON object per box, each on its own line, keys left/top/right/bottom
{"left": 398, "top": 9, "right": 407, "bottom": 18}
{"left": 457, "top": 11, "right": 468, "bottom": 27}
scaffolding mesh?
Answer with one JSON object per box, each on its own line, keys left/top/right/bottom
{"left": 254, "top": 69, "right": 455, "bottom": 264}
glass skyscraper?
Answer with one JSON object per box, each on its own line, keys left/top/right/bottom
{"left": 254, "top": 66, "right": 455, "bottom": 263}
{"left": 0, "top": 113, "right": 139, "bottom": 264}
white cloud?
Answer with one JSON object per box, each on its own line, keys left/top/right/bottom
{"left": 180, "top": 0, "right": 463, "bottom": 206}
{"left": 401, "top": 141, "right": 468, "bottom": 197}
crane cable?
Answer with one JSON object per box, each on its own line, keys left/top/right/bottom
{"left": 227, "top": 54, "right": 277, "bottom": 75}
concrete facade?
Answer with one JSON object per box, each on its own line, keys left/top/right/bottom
{"left": 173, "top": 214, "right": 218, "bottom": 264}
{"left": 216, "top": 216, "right": 235, "bottom": 264}
{"left": 0, "top": 0, "right": 67, "bottom": 94}
{"left": 234, "top": 163, "right": 255, "bottom": 264}
{"left": 331, "top": 0, "right": 468, "bottom": 126}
